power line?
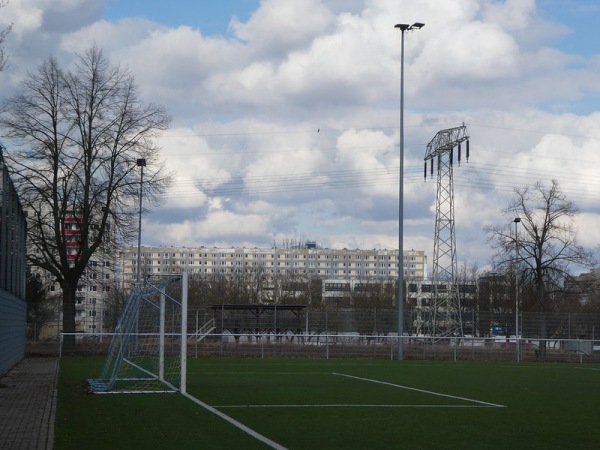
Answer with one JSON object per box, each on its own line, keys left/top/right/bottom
{"left": 160, "top": 160, "right": 599, "bottom": 202}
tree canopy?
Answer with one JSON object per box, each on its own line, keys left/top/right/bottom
{"left": 487, "top": 180, "right": 595, "bottom": 311}
{"left": 0, "top": 45, "right": 171, "bottom": 338}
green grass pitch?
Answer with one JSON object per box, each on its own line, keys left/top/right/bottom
{"left": 56, "top": 358, "right": 600, "bottom": 449}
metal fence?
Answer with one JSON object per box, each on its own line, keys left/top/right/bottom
{"left": 188, "top": 334, "right": 598, "bottom": 363}
{"left": 34, "top": 332, "right": 599, "bottom": 364}
{"left": 28, "top": 305, "right": 600, "bottom": 364}
{"left": 192, "top": 306, "right": 600, "bottom": 340}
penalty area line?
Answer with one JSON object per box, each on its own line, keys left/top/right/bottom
{"left": 215, "top": 403, "right": 497, "bottom": 409}
{"left": 332, "top": 373, "right": 506, "bottom": 408}
{"left": 181, "top": 392, "right": 288, "bottom": 450}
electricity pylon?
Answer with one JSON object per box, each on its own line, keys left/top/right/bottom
{"left": 424, "top": 124, "right": 469, "bottom": 337}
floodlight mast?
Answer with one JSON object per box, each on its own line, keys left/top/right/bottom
{"left": 514, "top": 217, "right": 521, "bottom": 363}
{"left": 394, "top": 21, "right": 424, "bottom": 360}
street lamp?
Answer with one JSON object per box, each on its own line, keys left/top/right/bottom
{"left": 514, "top": 217, "right": 521, "bottom": 362}
{"left": 394, "top": 22, "right": 424, "bottom": 360}
{"left": 136, "top": 158, "right": 146, "bottom": 284}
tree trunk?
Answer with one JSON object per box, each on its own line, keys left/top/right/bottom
{"left": 539, "top": 311, "right": 547, "bottom": 356}
{"left": 61, "top": 279, "right": 78, "bottom": 353}
{"left": 536, "top": 277, "right": 547, "bottom": 357}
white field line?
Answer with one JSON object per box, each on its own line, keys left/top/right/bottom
{"left": 499, "top": 365, "right": 600, "bottom": 372}
{"left": 181, "top": 391, "right": 288, "bottom": 450}
{"left": 332, "top": 373, "right": 506, "bottom": 408}
{"left": 200, "top": 372, "right": 331, "bottom": 375}
{"left": 215, "top": 404, "right": 495, "bottom": 409}
{"left": 96, "top": 390, "right": 176, "bottom": 395}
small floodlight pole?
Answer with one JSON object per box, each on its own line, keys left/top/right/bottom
{"left": 394, "top": 22, "right": 424, "bottom": 360}
{"left": 514, "top": 217, "right": 521, "bottom": 362}
{"left": 136, "top": 158, "right": 146, "bottom": 284}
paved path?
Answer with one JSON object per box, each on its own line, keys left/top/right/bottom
{"left": 0, "top": 358, "right": 58, "bottom": 450}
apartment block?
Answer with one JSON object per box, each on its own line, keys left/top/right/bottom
{"left": 119, "top": 244, "right": 427, "bottom": 289}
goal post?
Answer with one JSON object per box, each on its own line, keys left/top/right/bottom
{"left": 180, "top": 270, "right": 188, "bottom": 394}
{"left": 88, "top": 272, "right": 188, "bottom": 394}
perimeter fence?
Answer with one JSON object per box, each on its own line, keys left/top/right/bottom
{"left": 194, "top": 306, "right": 600, "bottom": 340}
{"left": 30, "top": 306, "right": 600, "bottom": 363}
{"left": 44, "top": 332, "right": 599, "bottom": 364}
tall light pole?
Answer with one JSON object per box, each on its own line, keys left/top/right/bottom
{"left": 514, "top": 217, "right": 521, "bottom": 362}
{"left": 136, "top": 158, "right": 146, "bottom": 284}
{"left": 394, "top": 22, "right": 424, "bottom": 360}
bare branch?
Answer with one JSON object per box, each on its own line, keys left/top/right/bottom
{"left": 486, "top": 180, "right": 595, "bottom": 315}
{"left": 0, "top": 1, "right": 12, "bottom": 72}
{"left": 0, "top": 46, "right": 172, "bottom": 335}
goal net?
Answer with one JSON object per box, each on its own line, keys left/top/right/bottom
{"left": 88, "top": 273, "right": 188, "bottom": 394}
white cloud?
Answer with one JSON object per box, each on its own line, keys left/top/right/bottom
{"left": 146, "top": 210, "right": 271, "bottom": 247}
{"left": 481, "top": 0, "right": 535, "bottom": 31}
{"left": 416, "top": 21, "right": 520, "bottom": 83}
{"left": 335, "top": 129, "right": 396, "bottom": 197}
{"left": 1, "top": 0, "right": 104, "bottom": 37}
{"left": 1, "top": 0, "right": 599, "bottom": 270}
{"left": 0, "top": 2, "right": 44, "bottom": 38}
{"left": 230, "top": 0, "right": 335, "bottom": 54}
{"left": 575, "top": 213, "right": 600, "bottom": 250}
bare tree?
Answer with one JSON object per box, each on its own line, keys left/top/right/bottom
{"left": 0, "top": 1, "right": 12, "bottom": 72}
{"left": 0, "top": 46, "right": 171, "bottom": 343}
{"left": 351, "top": 276, "right": 396, "bottom": 336}
{"left": 486, "top": 180, "right": 595, "bottom": 349}
{"left": 25, "top": 269, "right": 56, "bottom": 340}
{"left": 234, "top": 266, "right": 270, "bottom": 304}
{"left": 455, "top": 262, "right": 479, "bottom": 334}
{"left": 102, "top": 283, "right": 129, "bottom": 332}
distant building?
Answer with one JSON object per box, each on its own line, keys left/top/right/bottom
{"left": 118, "top": 243, "right": 428, "bottom": 305}
{"left": 564, "top": 269, "right": 600, "bottom": 306}
{"left": 405, "top": 279, "right": 478, "bottom": 336}
{"left": 33, "top": 212, "right": 116, "bottom": 339}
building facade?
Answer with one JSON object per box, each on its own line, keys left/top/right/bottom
{"left": 0, "top": 148, "right": 28, "bottom": 375}
{"left": 117, "top": 244, "right": 485, "bottom": 336}
{"left": 119, "top": 244, "right": 427, "bottom": 303}
{"left": 35, "top": 213, "right": 116, "bottom": 339}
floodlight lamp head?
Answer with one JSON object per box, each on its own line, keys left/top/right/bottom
{"left": 395, "top": 23, "right": 410, "bottom": 31}
{"left": 411, "top": 22, "right": 425, "bottom": 29}
{"left": 136, "top": 158, "right": 146, "bottom": 167}
{"left": 514, "top": 217, "right": 521, "bottom": 223}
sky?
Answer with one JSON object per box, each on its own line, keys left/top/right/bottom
{"left": 1, "top": 0, "right": 599, "bottom": 274}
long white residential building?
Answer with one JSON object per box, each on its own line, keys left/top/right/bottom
{"left": 118, "top": 244, "right": 427, "bottom": 288}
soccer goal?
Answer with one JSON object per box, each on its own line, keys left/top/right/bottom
{"left": 88, "top": 272, "right": 188, "bottom": 394}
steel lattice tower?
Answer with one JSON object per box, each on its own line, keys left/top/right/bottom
{"left": 424, "top": 125, "right": 469, "bottom": 337}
